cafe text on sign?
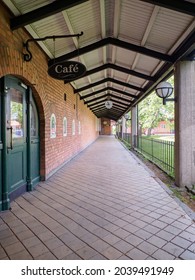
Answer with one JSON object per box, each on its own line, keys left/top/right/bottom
{"left": 48, "top": 61, "right": 86, "bottom": 81}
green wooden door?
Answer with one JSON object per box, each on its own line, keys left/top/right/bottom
{"left": 0, "top": 92, "right": 2, "bottom": 209}
{"left": 29, "top": 95, "right": 40, "bottom": 187}
{"left": 0, "top": 75, "right": 40, "bottom": 207}
{"left": 5, "top": 76, "right": 27, "bottom": 197}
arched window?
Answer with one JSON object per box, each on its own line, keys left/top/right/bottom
{"left": 96, "top": 118, "right": 100, "bottom": 132}
{"left": 50, "top": 113, "right": 56, "bottom": 138}
{"left": 63, "top": 117, "right": 67, "bottom": 136}
{"left": 78, "top": 120, "right": 81, "bottom": 135}
{"left": 72, "top": 119, "right": 75, "bottom": 135}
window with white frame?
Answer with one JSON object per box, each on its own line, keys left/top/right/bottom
{"left": 50, "top": 113, "right": 56, "bottom": 138}
{"left": 96, "top": 118, "right": 100, "bottom": 132}
{"left": 63, "top": 117, "right": 67, "bottom": 136}
{"left": 78, "top": 120, "right": 81, "bottom": 135}
{"left": 72, "top": 119, "right": 75, "bottom": 135}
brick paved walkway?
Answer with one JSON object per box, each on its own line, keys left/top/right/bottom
{"left": 0, "top": 136, "right": 195, "bottom": 260}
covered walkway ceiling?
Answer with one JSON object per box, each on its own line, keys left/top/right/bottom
{"left": 3, "top": 0, "right": 195, "bottom": 121}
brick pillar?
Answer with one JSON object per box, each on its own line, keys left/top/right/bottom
{"left": 174, "top": 60, "right": 195, "bottom": 187}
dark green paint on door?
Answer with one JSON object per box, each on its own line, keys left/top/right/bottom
{"left": 0, "top": 75, "right": 40, "bottom": 209}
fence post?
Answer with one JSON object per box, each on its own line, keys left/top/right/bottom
{"left": 134, "top": 135, "right": 137, "bottom": 148}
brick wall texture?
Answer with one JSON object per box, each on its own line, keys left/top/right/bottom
{"left": 0, "top": 4, "right": 99, "bottom": 179}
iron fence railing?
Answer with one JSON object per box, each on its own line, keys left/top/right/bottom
{"left": 116, "top": 131, "right": 122, "bottom": 139}
{"left": 117, "top": 133, "right": 175, "bottom": 177}
{"left": 116, "top": 132, "right": 132, "bottom": 147}
{"left": 123, "top": 133, "right": 131, "bottom": 147}
{"left": 135, "top": 136, "right": 174, "bottom": 176}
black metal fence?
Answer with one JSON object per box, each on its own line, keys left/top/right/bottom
{"left": 122, "top": 133, "right": 131, "bottom": 147}
{"left": 135, "top": 136, "right": 174, "bottom": 176}
{"left": 117, "top": 132, "right": 175, "bottom": 177}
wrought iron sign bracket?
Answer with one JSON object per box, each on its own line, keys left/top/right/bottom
{"left": 23, "top": 32, "right": 83, "bottom": 62}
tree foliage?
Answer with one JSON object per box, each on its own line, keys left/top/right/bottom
{"left": 138, "top": 77, "right": 174, "bottom": 135}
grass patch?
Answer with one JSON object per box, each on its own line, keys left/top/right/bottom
{"left": 146, "top": 135, "right": 174, "bottom": 142}
{"left": 171, "top": 188, "right": 188, "bottom": 203}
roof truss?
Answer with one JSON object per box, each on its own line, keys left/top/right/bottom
{"left": 74, "top": 63, "right": 155, "bottom": 82}
{"left": 4, "top": 0, "right": 195, "bottom": 121}
{"left": 49, "top": 37, "right": 173, "bottom": 66}
{"left": 87, "top": 97, "right": 130, "bottom": 108}
{"left": 84, "top": 93, "right": 132, "bottom": 105}
{"left": 80, "top": 86, "right": 139, "bottom": 100}
{"left": 74, "top": 78, "right": 143, "bottom": 93}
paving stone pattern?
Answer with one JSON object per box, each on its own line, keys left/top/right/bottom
{"left": 0, "top": 136, "right": 195, "bottom": 260}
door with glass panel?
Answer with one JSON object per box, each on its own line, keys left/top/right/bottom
{"left": 0, "top": 75, "right": 40, "bottom": 201}
{"left": 6, "top": 76, "right": 27, "bottom": 196}
{"left": 30, "top": 96, "right": 40, "bottom": 186}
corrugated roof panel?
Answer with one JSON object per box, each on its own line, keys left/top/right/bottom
{"left": 30, "top": 13, "right": 74, "bottom": 57}
{"left": 111, "top": 83, "right": 137, "bottom": 94}
{"left": 87, "top": 91, "right": 107, "bottom": 100}
{"left": 119, "top": 0, "right": 154, "bottom": 43}
{"left": 112, "top": 71, "right": 128, "bottom": 81}
{"left": 32, "top": 14, "right": 68, "bottom": 35}
{"left": 8, "top": 0, "right": 51, "bottom": 13}
{"left": 147, "top": 8, "right": 194, "bottom": 53}
{"left": 115, "top": 48, "right": 136, "bottom": 67}
{"left": 66, "top": 1, "right": 101, "bottom": 47}
{"left": 135, "top": 54, "right": 160, "bottom": 75}
{"left": 105, "top": 0, "right": 115, "bottom": 37}
{"left": 107, "top": 45, "right": 114, "bottom": 63}
{"left": 83, "top": 49, "right": 104, "bottom": 68}
{"left": 91, "top": 72, "right": 106, "bottom": 82}
{"left": 82, "top": 83, "right": 108, "bottom": 95}
{"left": 129, "top": 75, "right": 146, "bottom": 86}
{"left": 74, "top": 76, "right": 89, "bottom": 88}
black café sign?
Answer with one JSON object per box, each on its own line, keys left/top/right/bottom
{"left": 48, "top": 61, "right": 86, "bottom": 82}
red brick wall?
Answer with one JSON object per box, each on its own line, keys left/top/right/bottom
{"left": 0, "top": 4, "right": 99, "bottom": 179}
{"left": 153, "top": 121, "right": 173, "bottom": 134}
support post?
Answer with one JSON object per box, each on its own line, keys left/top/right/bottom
{"left": 131, "top": 106, "right": 138, "bottom": 148}
{"left": 174, "top": 60, "right": 195, "bottom": 187}
{"left": 122, "top": 117, "right": 126, "bottom": 139}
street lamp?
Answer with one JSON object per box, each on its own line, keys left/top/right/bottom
{"left": 124, "top": 113, "right": 131, "bottom": 121}
{"left": 155, "top": 81, "right": 175, "bottom": 105}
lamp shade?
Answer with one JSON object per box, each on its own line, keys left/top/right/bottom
{"left": 124, "top": 113, "right": 130, "bottom": 120}
{"left": 155, "top": 81, "right": 173, "bottom": 99}
{"left": 105, "top": 100, "right": 113, "bottom": 109}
